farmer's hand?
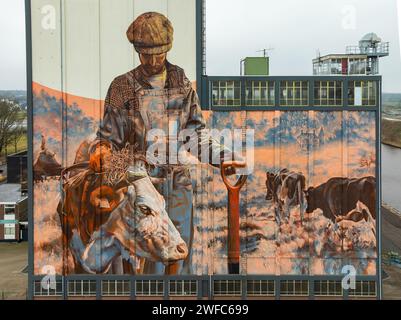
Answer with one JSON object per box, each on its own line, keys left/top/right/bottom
{"left": 89, "top": 143, "right": 112, "bottom": 173}
{"left": 224, "top": 165, "right": 237, "bottom": 176}
{"left": 222, "top": 157, "right": 248, "bottom": 177}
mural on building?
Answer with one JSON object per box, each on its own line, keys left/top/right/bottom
{"left": 32, "top": 2, "right": 377, "bottom": 277}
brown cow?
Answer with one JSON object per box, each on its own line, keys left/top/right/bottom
{"left": 305, "top": 176, "right": 376, "bottom": 222}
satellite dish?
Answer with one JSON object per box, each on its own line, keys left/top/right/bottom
{"left": 360, "top": 32, "right": 382, "bottom": 43}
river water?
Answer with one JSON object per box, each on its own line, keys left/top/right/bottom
{"left": 382, "top": 144, "right": 401, "bottom": 211}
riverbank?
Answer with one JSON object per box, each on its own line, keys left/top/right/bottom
{"left": 382, "top": 117, "right": 401, "bottom": 148}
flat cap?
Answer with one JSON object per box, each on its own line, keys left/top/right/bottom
{"left": 127, "top": 12, "right": 174, "bottom": 55}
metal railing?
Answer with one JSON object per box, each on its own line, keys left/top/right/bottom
{"left": 346, "top": 42, "right": 389, "bottom": 55}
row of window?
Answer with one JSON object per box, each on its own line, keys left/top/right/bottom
{"left": 211, "top": 80, "right": 378, "bottom": 107}
{"left": 33, "top": 280, "right": 377, "bottom": 298}
{"left": 33, "top": 280, "right": 198, "bottom": 297}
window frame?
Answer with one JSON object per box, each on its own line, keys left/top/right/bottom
{"left": 246, "top": 280, "right": 275, "bottom": 296}
{"left": 314, "top": 81, "right": 343, "bottom": 106}
{"left": 348, "top": 281, "right": 377, "bottom": 297}
{"left": 348, "top": 80, "right": 377, "bottom": 106}
{"left": 4, "top": 205, "right": 15, "bottom": 215}
{"left": 168, "top": 280, "right": 198, "bottom": 297}
{"left": 245, "top": 80, "right": 275, "bottom": 106}
{"left": 67, "top": 280, "right": 97, "bottom": 297}
{"left": 279, "top": 81, "right": 309, "bottom": 106}
{"left": 135, "top": 280, "right": 164, "bottom": 297}
{"left": 313, "top": 280, "right": 343, "bottom": 297}
{"left": 211, "top": 80, "right": 242, "bottom": 107}
{"left": 213, "top": 280, "right": 242, "bottom": 297}
{"left": 33, "top": 280, "right": 63, "bottom": 297}
{"left": 280, "top": 280, "right": 309, "bottom": 297}
{"left": 101, "top": 280, "right": 130, "bottom": 297}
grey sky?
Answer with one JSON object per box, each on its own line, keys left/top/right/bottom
{"left": 0, "top": 0, "right": 26, "bottom": 90}
{"left": 0, "top": 0, "right": 400, "bottom": 92}
{"left": 207, "top": 0, "right": 401, "bottom": 93}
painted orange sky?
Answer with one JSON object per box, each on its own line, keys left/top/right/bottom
{"left": 33, "top": 80, "right": 198, "bottom": 121}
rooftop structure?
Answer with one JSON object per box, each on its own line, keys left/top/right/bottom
{"left": 313, "top": 33, "right": 389, "bottom": 76}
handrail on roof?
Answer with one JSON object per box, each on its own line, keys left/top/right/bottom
{"left": 346, "top": 42, "right": 389, "bottom": 55}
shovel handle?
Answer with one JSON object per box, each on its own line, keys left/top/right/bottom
{"left": 221, "top": 161, "right": 248, "bottom": 274}
{"left": 221, "top": 161, "right": 248, "bottom": 191}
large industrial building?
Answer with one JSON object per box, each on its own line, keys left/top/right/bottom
{"left": 27, "top": 0, "right": 384, "bottom": 299}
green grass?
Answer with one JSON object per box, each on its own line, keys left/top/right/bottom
{"left": 0, "top": 134, "right": 27, "bottom": 158}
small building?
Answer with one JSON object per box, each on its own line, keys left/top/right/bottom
{"left": 7, "top": 151, "right": 28, "bottom": 185}
{"left": 313, "top": 33, "right": 389, "bottom": 76}
{"left": 0, "top": 184, "right": 28, "bottom": 242}
{"left": 243, "top": 57, "right": 270, "bottom": 76}
{"left": 297, "top": 127, "right": 325, "bottom": 152}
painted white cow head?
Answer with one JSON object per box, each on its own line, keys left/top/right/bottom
{"left": 106, "top": 163, "right": 188, "bottom": 265}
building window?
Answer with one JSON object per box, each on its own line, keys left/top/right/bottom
{"left": 135, "top": 280, "right": 164, "bottom": 296}
{"left": 67, "top": 280, "right": 96, "bottom": 297}
{"left": 4, "top": 227, "right": 15, "bottom": 235}
{"left": 313, "top": 58, "right": 343, "bottom": 75}
{"left": 33, "top": 280, "right": 63, "bottom": 297}
{"left": 4, "top": 205, "right": 15, "bottom": 215}
{"left": 280, "top": 81, "right": 309, "bottom": 106}
{"left": 349, "top": 58, "right": 367, "bottom": 75}
{"left": 4, "top": 213, "right": 16, "bottom": 221}
{"left": 245, "top": 81, "right": 275, "bottom": 106}
{"left": 348, "top": 281, "right": 377, "bottom": 297}
{"left": 329, "top": 59, "right": 343, "bottom": 75}
{"left": 314, "top": 81, "right": 343, "bottom": 106}
{"left": 348, "top": 81, "right": 377, "bottom": 106}
{"left": 213, "top": 280, "right": 242, "bottom": 296}
{"left": 169, "top": 280, "right": 197, "bottom": 296}
{"left": 212, "top": 81, "right": 241, "bottom": 106}
{"left": 314, "top": 280, "right": 343, "bottom": 297}
{"left": 280, "top": 280, "right": 309, "bottom": 296}
{"left": 246, "top": 280, "right": 275, "bottom": 296}
{"left": 101, "top": 280, "right": 130, "bottom": 297}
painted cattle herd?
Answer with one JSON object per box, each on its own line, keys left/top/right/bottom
{"left": 266, "top": 169, "right": 376, "bottom": 225}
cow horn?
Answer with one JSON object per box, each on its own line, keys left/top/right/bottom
{"left": 127, "top": 185, "right": 137, "bottom": 203}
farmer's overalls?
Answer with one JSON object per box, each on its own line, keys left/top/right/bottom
{"left": 138, "top": 71, "right": 194, "bottom": 275}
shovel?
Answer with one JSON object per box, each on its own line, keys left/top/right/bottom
{"left": 221, "top": 161, "right": 248, "bottom": 274}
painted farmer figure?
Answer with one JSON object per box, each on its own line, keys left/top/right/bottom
{"left": 88, "top": 12, "right": 238, "bottom": 275}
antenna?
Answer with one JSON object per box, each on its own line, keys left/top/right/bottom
{"left": 257, "top": 47, "right": 274, "bottom": 57}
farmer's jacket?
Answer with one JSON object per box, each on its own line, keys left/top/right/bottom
{"left": 92, "top": 61, "right": 230, "bottom": 187}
